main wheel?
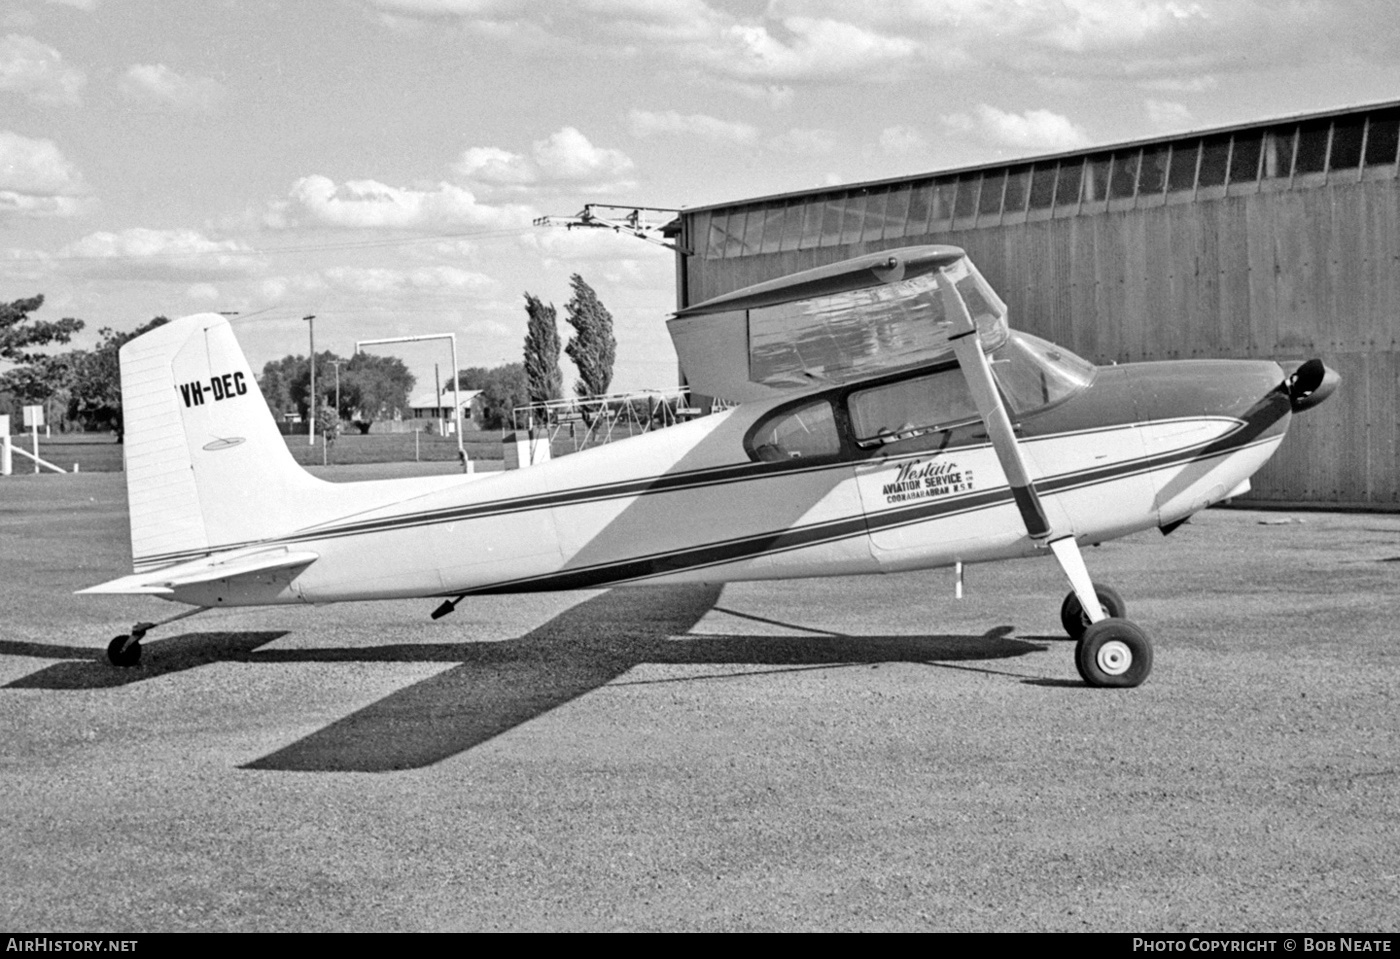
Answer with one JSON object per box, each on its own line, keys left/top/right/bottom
{"left": 107, "top": 635, "right": 142, "bottom": 668}
{"left": 1075, "top": 619, "right": 1152, "bottom": 688}
{"left": 1060, "top": 584, "right": 1126, "bottom": 640}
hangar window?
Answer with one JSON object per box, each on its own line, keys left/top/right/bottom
{"left": 1168, "top": 141, "right": 1199, "bottom": 193}
{"left": 1364, "top": 110, "right": 1399, "bottom": 167}
{"left": 1083, "top": 154, "right": 1111, "bottom": 203}
{"left": 799, "top": 201, "right": 824, "bottom": 250}
{"left": 929, "top": 180, "right": 955, "bottom": 228}
{"left": 820, "top": 197, "right": 845, "bottom": 247}
{"left": 1109, "top": 151, "right": 1139, "bottom": 199}
{"left": 954, "top": 175, "right": 980, "bottom": 220}
{"left": 884, "top": 186, "right": 911, "bottom": 238}
{"left": 1029, "top": 163, "right": 1058, "bottom": 209}
{"left": 1294, "top": 121, "right": 1331, "bottom": 175}
{"left": 840, "top": 194, "right": 866, "bottom": 244}
{"left": 749, "top": 400, "right": 841, "bottom": 462}
{"left": 1003, "top": 165, "right": 1031, "bottom": 216}
{"left": 1138, "top": 146, "right": 1169, "bottom": 197}
{"left": 719, "top": 211, "right": 747, "bottom": 259}
{"left": 1197, "top": 135, "right": 1231, "bottom": 188}
{"left": 978, "top": 171, "right": 1006, "bottom": 216}
{"left": 1055, "top": 161, "right": 1083, "bottom": 211}
{"left": 1262, "top": 128, "right": 1294, "bottom": 179}
{"left": 1229, "top": 133, "right": 1262, "bottom": 185}
{"left": 1328, "top": 118, "right": 1365, "bottom": 172}
{"left": 848, "top": 369, "right": 979, "bottom": 448}
{"left": 862, "top": 189, "right": 889, "bottom": 241}
{"left": 777, "top": 203, "right": 805, "bottom": 252}
{"left": 741, "top": 207, "right": 767, "bottom": 254}
{"left": 767, "top": 204, "right": 789, "bottom": 252}
{"left": 906, "top": 182, "right": 933, "bottom": 234}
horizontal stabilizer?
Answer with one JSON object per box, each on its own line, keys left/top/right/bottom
{"left": 77, "top": 550, "right": 319, "bottom": 596}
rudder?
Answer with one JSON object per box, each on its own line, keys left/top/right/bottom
{"left": 121, "top": 313, "right": 324, "bottom": 572}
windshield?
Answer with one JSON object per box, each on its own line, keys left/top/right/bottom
{"left": 989, "top": 331, "right": 1096, "bottom": 414}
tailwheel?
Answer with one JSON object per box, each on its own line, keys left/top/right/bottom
{"left": 1060, "top": 584, "right": 1126, "bottom": 641}
{"left": 107, "top": 634, "right": 142, "bottom": 668}
{"left": 1075, "top": 619, "right": 1152, "bottom": 688}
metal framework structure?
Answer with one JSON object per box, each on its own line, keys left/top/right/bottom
{"left": 355, "top": 333, "right": 465, "bottom": 462}
{"left": 533, "top": 204, "right": 686, "bottom": 252}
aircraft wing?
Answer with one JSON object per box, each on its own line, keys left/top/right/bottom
{"left": 77, "top": 549, "right": 320, "bottom": 596}
{"left": 668, "top": 245, "right": 1009, "bottom": 402}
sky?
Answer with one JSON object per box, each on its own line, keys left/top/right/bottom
{"left": 4, "top": 0, "right": 1399, "bottom": 397}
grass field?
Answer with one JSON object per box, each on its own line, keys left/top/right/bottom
{"left": 2, "top": 472, "right": 1398, "bottom": 931}
{"left": 5, "top": 429, "right": 507, "bottom": 473}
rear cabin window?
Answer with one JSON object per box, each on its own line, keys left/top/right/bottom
{"left": 750, "top": 400, "right": 840, "bottom": 462}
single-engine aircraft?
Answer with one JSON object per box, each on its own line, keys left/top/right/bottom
{"left": 82, "top": 245, "right": 1337, "bottom": 687}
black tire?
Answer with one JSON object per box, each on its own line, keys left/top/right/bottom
{"left": 1060, "top": 584, "right": 1126, "bottom": 640}
{"left": 107, "top": 635, "right": 142, "bottom": 668}
{"left": 1075, "top": 619, "right": 1152, "bottom": 688}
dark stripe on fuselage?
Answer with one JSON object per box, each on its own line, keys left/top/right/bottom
{"left": 135, "top": 394, "right": 1291, "bottom": 578}
{"left": 454, "top": 425, "right": 1286, "bottom": 596}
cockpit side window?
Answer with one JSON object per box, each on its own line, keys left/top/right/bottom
{"left": 847, "top": 367, "right": 979, "bottom": 448}
{"left": 749, "top": 399, "right": 841, "bottom": 462}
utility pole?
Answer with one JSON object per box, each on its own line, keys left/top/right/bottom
{"left": 304, "top": 315, "right": 316, "bottom": 446}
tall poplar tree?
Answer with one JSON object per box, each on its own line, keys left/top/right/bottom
{"left": 522, "top": 293, "right": 563, "bottom": 415}
{"left": 563, "top": 274, "right": 616, "bottom": 399}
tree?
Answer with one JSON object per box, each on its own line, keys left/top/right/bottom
{"left": 1, "top": 295, "right": 84, "bottom": 366}
{"left": 341, "top": 352, "right": 414, "bottom": 433}
{"left": 522, "top": 293, "right": 563, "bottom": 418}
{"left": 0, "top": 295, "right": 85, "bottom": 411}
{"left": 452, "top": 366, "right": 493, "bottom": 391}
{"left": 257, "top": 354, "right": 307, "bottom": 422}
{"left": 563, "top": 274, "right": 616, "bottom": 400}
{"left": 65, "top": 318, "right": 169, "bottom": 439}
{"left": 474, "top": 363, "right": 529, "bottom": 430}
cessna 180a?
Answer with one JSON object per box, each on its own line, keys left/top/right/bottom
{"left": 82, "top": 245, "right": 1337, "bottom": 687}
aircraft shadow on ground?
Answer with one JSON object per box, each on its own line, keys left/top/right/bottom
{"left": 3, "top": 585, "right": 1053, "bottom": 773}
{"left": 2, "top": 632, "right": 290, "bottom": 689}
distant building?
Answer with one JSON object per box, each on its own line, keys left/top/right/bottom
{"left": 408, "top": 388, "right": 484, "bottom": 426}
{"left": 667, "top": 100, "right": 1400, "bottom": 509}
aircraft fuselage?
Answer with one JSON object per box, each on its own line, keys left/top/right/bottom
{"left": 154, "top": 354, "right": 1290, "bottom": 609}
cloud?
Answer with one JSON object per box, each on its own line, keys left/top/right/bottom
{"left": 453, "top": 127, "right": 635, "bottom": 193}
{"left": 319, "top": 265, "right": 496, "bottom": 297}
{"left": 627, "top": 109, "right": 759, "bottom": 145}
{"left": 270, "top": 174, "right": 536, "bottom": 230}
{"left": 767, "top": 127, "right": 838, "bottom": 156}
{"left": 940, "top": 105, "right": 1091, "bottom": 154}
{"left": 1145, "top": 99, "right": 1194, "bottom": 133}
{"left": 121, "top": 64, "right": 224, "bottom": 112}
{"left": 0, "top": 130, "right": 87, "bottom": 218}
{"left": 877, "top": 124, "right": 929, "bottom": 158}
{"left": 42, "top": 0, "right": 101, "bottom": 9}
{"left": 57, "top": 228, "right": 266, "bottom": 280}
{"left": 363, "top": 1, "right": 925, "bottom": 95}
{"left": 0, "top": 34, "right": 86, "bottom": 105}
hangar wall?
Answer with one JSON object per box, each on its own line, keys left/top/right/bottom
{"left": 673, "top": 102, "right": 1400, "bottom": 509}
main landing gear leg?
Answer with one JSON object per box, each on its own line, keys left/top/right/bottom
{"left": 1048, "top": 536, "right": 1153, "bottom": 688}
{"left": 106, "top": 605, "right": 212, "bottom": 667}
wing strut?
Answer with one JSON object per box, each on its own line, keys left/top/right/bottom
{"left": 941, "top": 275, "right": 1106, "bottom": 625}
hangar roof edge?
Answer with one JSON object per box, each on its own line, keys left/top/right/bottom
{"left": 674, "top": 96, "right": 1400, "bottom": 218}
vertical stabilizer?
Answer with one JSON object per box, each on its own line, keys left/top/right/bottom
{"left": 121, "top": 313, "right": 325, "bottom": 572}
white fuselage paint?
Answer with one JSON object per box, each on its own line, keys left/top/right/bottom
{"left": 151, "top": 393, "right": 1284, "bottom": 609}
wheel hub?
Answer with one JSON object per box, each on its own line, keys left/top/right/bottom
{"left": 1096, "top": 640, "right": 1133, "bottom": 676}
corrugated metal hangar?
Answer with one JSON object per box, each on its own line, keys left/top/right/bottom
{"left": 668, "top": 100, "right": 1400, "bottom": 509}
